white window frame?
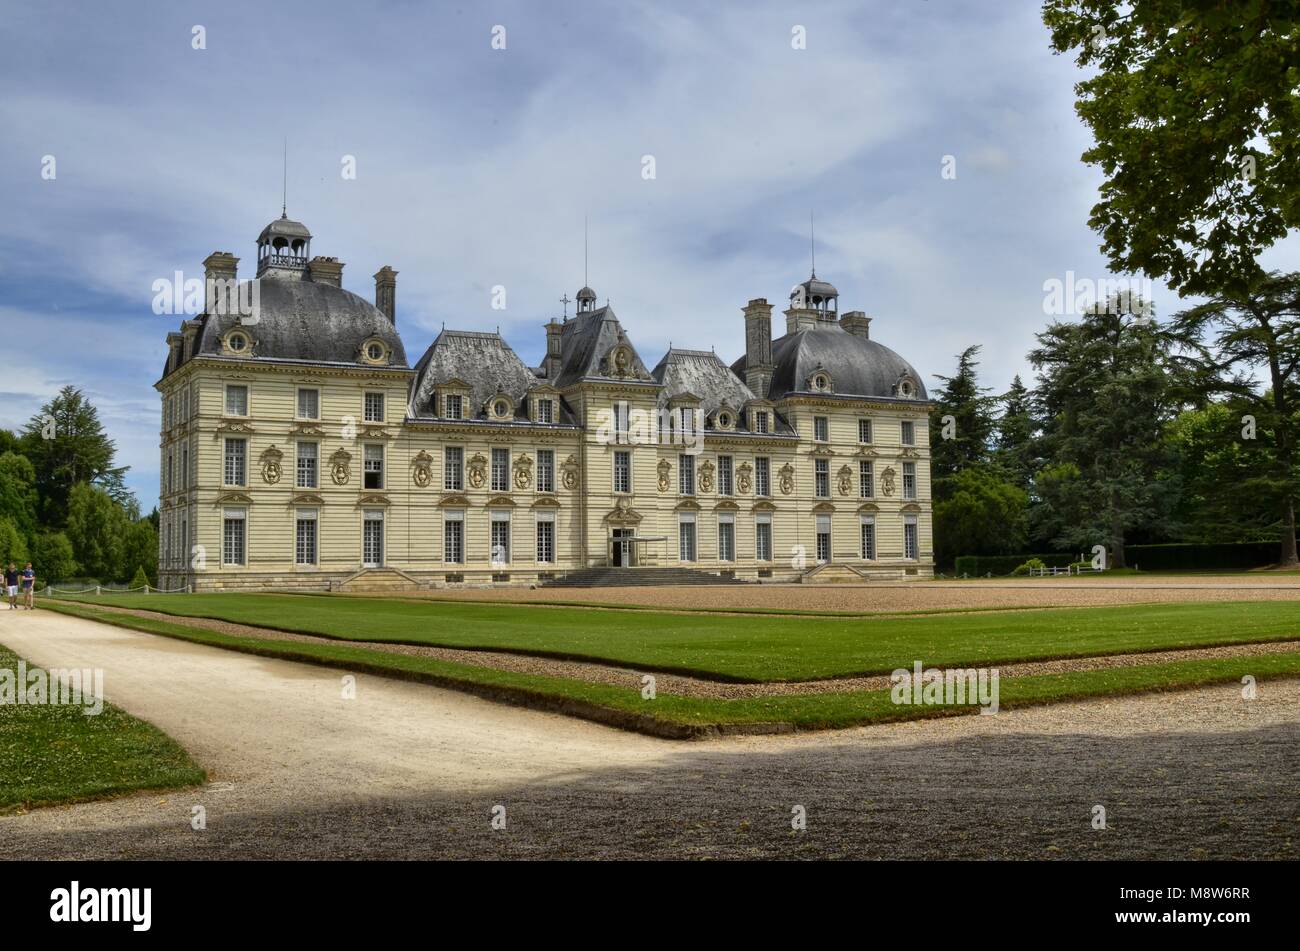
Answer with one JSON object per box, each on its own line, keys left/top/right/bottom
{"left": 814, "top": 416, "right": 829, "bottom": 442}
{"left": 222, "top": 507, "right": 247, "bottom": 566}
{"left": 860, "top": 515, "right": 876, "bottom": 560}
{"left": 535, "top": 510, "right": 555, "bottom": 564}
{"left": 859, "top": 418, "right": 873, "bottom": 444}
{"left": 364, "top": 391, "right": 385, "bottom": 424}
{"left": 296, "top": 507, "right": 318, "bottom": 566}
{"left": 901, "top": 420, "right": 916, "bottom": 446}
{"left": 613, "top": 450, "right": 631, "bottom": 494}
{"left": 443, "top": 509, "right": 465, "bottom": 564}
{"left": 717, "top": 511, "right": 735, "bottom": 562}
{"left": 296, "top": 441, "right": 318, "bottom": 489}
{"left": 491, "top": 447, "right": 510, "bottom": 493}
{"left": 362, "top": 508, "right": 385, "bottom": 567}
{"left": 860, "top": 460, "right": 874, "bottom": 499}
{"left": 444, "top": 446, "right": 464, "bottom": 491}
{"left": 224, "top": 384, "right": 249, "bottom": 417}
{"left": 717, "top": 455, "right": 733, "bottom": 496}
{"left": 679, "top": 453, "right": 695, "bottom": 496}
{"left": 755, "top": 513, "right": 772, "bottom": 562}
{"left": 814, "top": 458, "right": 830, "bottom": 498}
{"left": 678, "top": 512, "right": 697, "bottom": 563}
{"left": 296, "top": 387, "right": 320, "bottom": 421}
{"left": 902, "top": 461, "right": 917, "bottom": 500}
{"left": 363, "top": 443, "right": 384, "bottom": 490}
{"left": 815, "top": 513, "right": 831, "bottom": 565}
{"left": 536, "top": 449, "right": 554, "bottom": 493}
{"left": 755, "top": 456, "right": 770, "bottom": 497}
{"left": 223, "top": 437, "right": 247, "bottom": 487}
{"left": 490, "top": 510, "right": 511, "bottom": 566}
{"left": 904, "top": 515, "right": 919, "bottom": 560}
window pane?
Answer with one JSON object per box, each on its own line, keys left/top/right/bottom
{"left": 224, "top": 438, "right": 246, "bottom": 486}
{"left": 297, "top": 442, "right": 318, "bottom": 488}
{"left": 814, "top": 416, "right": 828, "bottom": 441}
{"left": 492, "top": 447, "right": 510, "bottom": 492}
{"left": 860, "top": 461, "right": 873, "bottom": 498}
{"left": 365, "top": 392, "right": 385, "bottom": 423}
{"left": 364, "top": 444, "right": 384, "bottom": 489}
{"left": 536, "top": 520, "right": 554, "bottom": 563}
{"left": 901, "top": 420, "right": 915, "bottom": 445}
{"left": 537, "top": 449, "right": 554, "bottom": 492}
{"left": 755, "top": 457, "right": 769, "bottom": 497}
{"left": 225, "top": 385, "right": 248, "bottom": 416}
{"left": 718, "top": 456, "right": 732, "bottom": 496}
{"left": 444, "top": 447, "right": 463, "bottom": 490}
{"left": 298, "top": 389, "right": 319, "bottom": 419}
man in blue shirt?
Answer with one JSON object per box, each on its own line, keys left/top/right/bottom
{"left": 21, "top": 562, "right": 35, "bottom": 609}
{"left": 4, "top": 563, "right": 17, "bottom": 609}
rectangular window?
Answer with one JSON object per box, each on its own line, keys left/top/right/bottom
{"left": 754, "top": 411, "right": 769, "bottom": 434}
{"left": 859, "top": 460, "right": 874, "bottom": 498}
{"left": 815, "top": 458, "right": 829, "bottom": 498}
{"left": 860, "top": 517, "right": 876, "bottom": 560}
{"left": 717, "top": 515, "right": 735, "bottom": 562}
{"left": 164, "top": 522, "right": 171, "bottom": 567}
{"left": 816, "top": 514, "right": 831, "bottom": 564}
{"left": 222, "top": 508, "right": 246, "bottom": 565}
{"left": 223, "top": 438, "right": 246, "bottom": 486}
{"left": 180, "top": 517, "right": 187, "bottom": 567}
{"left": 296, "top": 509, "right": 318, "bottom": 565}
{"left": 536, "top": 516, "right": 555, "bottom": 564}
{"left": 613, "top": 450, "right": 631, "bottom": 494}
{"left": 296, "top": 442, "right": 318, "bottom": 489}
{"left": 679, "top": 407, "right": 695, "bottom": 439}
{"left": 444, "top": 447, "right": 463, "bottom": 490}
{"left": 364, "top": 392, "right": 385, "bottom": 423}
{"left": 901, "top": 420, "right": 915, "bottom": 446}
{"left": 814, "top": 416, "right": 829, "bottom": 442}
{"left": 859, "top": 418, "right": 872, "bottom": 443}
{"left": 678, "top": 516, "right": 696, "bottom": 562}
{"left": 537, "top": 399, "right": 554, "bottom": 424}
{"left": 613, "top": 402, "right": 629, "bottom": 443}
{"left": 166, "top": 453, "right": 173, "bottom": 494}
{"left": 444, "top": 394, "right": 463, "bottom": 420}
{"left": 536, "top": 449, "right": 554, "bottom": 493}
{"left": 181, "top": 446, "right": 188, "bottom": 490}
{"left": 903, "top": 461, "right": 917, "bottom": 500}
{"left": 490, "top": 514, "right": 511, "bottom": 565}
{"left": 363, "top": 509, "right": 384, "bottom": 566}
{"left": 297, "top": 388, "right": 320, "bottom": 420}
{"left": 363, "top": 444, "right": 384, "bottom": 490}
{"left": 755, "top": 457, "right": 770, "bottom": 497}
{"left": 491, "top": 447, "right": 510, "bottom": 492}
{"left": 679, "top": 453, "right": 695, "bottom": 495}
{"left": 717, "top": 455, "right": 733, "bottom": 496}
{"left": 755, "top": 516, "right": 772, "bottom": 562}
{"left": 224, "top": 384, "right": 248, "bottom": 417}
{"left": 904, "top": 516, "right": 919, "bottom": 560}
{"left": 443, "top": 510, "right": 464, "bottom": 564}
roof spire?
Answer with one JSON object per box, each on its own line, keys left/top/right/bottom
{"left": 281, "top": 138, "right": 288, "bottom": 219}
{"left": 584, "top": 214, "right": 589, "bottom": 288}
{"left": 810, "top": 210, "right": 816, "bottom": 278}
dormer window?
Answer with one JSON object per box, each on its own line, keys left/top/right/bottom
{"left": 753, "top": 411, "right": 770, "bottom": 434}
{"left": 716, "top": 410, "right": 732, "bottom": 430}
{"left": 444, "top": 394, "right": 464, "bottom": 420}
{"left": 360, "top": 338, "right": 390, "bottom": 365}
{"left": 536, "top": 399, "right": 554, "bottom": 424}
{"left": 223, "top": 330, "right": 251, "bottom": 356}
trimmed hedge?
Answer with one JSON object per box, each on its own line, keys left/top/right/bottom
{"left": 1123, "top": 541, "right": 1296, "bottom": 571}
{"left": 953, "top": 553, "right": 1074, "bottom": 577}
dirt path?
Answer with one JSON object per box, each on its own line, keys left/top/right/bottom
{"left": 66, "top": 601, "right": 1300, "bottom": 699}
{"left": 1, "top": 609, "right": 1297, "bottom": 859}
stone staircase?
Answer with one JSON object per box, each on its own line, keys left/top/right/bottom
{"left": 334, "top": 567, "right": 425, "bottom": 593}
{"left": 543, "top": 567, "right": 750, "bottom": 588}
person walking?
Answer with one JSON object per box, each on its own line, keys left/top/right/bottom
{"left": 20, "top": 562, "right": 35, "bottom": 609}
{"left": 4, "top": 563, "right": 17, "bottom": 609}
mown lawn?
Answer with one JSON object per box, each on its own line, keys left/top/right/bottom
{"left": 0, "top": 644, "right": 205, "bottom": 812}
{"left": 42, "top": 601, "right": 1300, "bottom": 736}
{"left": 55, "top": 591, "right": 1300, "bottom": 682}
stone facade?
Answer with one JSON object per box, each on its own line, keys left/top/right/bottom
{"left": 156, "top": 214, "right": 934, "bottom": 590}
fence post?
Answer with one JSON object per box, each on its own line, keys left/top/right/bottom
{"left": 95, "top": 585, "right": 101, "bottom": 595}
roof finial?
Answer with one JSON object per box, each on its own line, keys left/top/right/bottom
{"left": 281, "top": 139, "right": 288, "bottom": 219}
{"left": 810, "top": 210, "right": 816, "bottom": 278}
{"left": 584, "top": 214, "right": 589, "bottom": 288}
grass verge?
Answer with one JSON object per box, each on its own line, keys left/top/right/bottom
{"left": 41, "top": 601, "right": 1300, "bottom": 740}
{"left": 0, "top": 643, "right": 205, "bottom": 813}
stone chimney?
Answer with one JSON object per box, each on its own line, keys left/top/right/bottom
{"left": 166, "top": 332, "right": 182, "bottom": 374}
{"left": 307, "top": 256, "right": 344, "bottom": 287}
{"left": 374, "top": 266, "right": 397, "bottom": 323}
{"left": 203, "top": 251, "right": 239, "bottom": 315}
{"left": 840, "top": 311, "right": 872, "bottom": 339}
{"left": 742, "top": 298, "right": 775, "bottom": 398}
{"left": 544, "top": 317, "right": 564, "bottom": 379}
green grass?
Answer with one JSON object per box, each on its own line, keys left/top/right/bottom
{"left": 41, "top": 600, "right": 1300, "bottom": 736}
{"left": 55, "top": 591, "right": 1300, "bottom": 682}
{"left": 0, "top": 643, "right": 205, "bottom": 812}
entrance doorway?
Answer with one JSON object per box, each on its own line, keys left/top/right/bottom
{"left": 611, "top": 529, "right": 636, "bottom": 567}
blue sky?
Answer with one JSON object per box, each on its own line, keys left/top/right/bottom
{"left": 1, "top": 0, "right": 1295, "bottom": 508}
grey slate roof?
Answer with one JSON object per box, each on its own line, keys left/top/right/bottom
{"left": 189, "top": 277, "right": 408, "bottom": 369}
{"left": 409, "top": 329, "right": 571, "bottom": 422}
{"left": 551, "top": 306, "right": 654, "bottom": 389}
{"left": 733, "top": 322, "right": 928, "bottom": 401}
{"left": 652, "top": 349, "right": 796, "bottom": 434}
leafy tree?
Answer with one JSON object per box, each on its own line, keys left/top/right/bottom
{"left": 0, "top": 517, "right": 28, "bottom": 566}
{"left": 122, "top": 519, "right": 159, "bottom": 586}
{"left": 0, "top": 430, "right": 20, "bottom": 456}
{"left": 0, "top": 451, "right": 39, "bottom": 540}
{"left": 933, "top": 468, "right": 1029, "bottom": 570}
{"left": 20, "top": 386, "right": 131, "bottom": 524}
{"left": 992, "top": 374, "right": 1038, "bottom": 491}
{"left": 1029, "top": 296, "right": 1184, "bottom": 566}
{"left": 1170, "top": 272, "right": 1300, "bottom": 564}
{"left": 930, "top": 345, "right": 996, "bottom": 480}
{"left": 33, "top": 531, "right": 77, "bottom": 583}
{"left": 1043, "top": 1, "right": 1300, "bottom": 298}
{"left": 64, "top": 482, "right": 129, "bottom": 582}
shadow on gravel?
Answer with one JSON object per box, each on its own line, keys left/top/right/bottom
{"left": 7, "top": 722, "right": 1298, "bottom": 860}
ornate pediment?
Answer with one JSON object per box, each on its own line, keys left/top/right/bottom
{"left": 855, "top": 445, "right": 879, "bottom": 458}
{"left": 674, "top": 498, "right": 701, "bottom": 512}
{"left": 713, "top": 499, "right": 740, "bottom": 512}
{"left": 214, "top": 492, "right": 254, "bottom": 506}
{"left": 750, "top": 500, "right": 777, "bottom": 513}
{"left": 216, "top": 419, "right": 256, "bottom": 434}
{"left": 811, "top": 501, "right": 836, "bottom": 514}
{"left": 604, "top": 495, "right": 643, "bottom": 525}
{"left": 357, "top": 493, "right": 391, "bottom": 507}
{"left": 857, "top": 502, "right": 880, "bottom": 513}
{"left": 291, "top": 493, "right": 325, "bottom": 506}
{"left": 485, "top": 495, "right": 516, "bottom": 508}
{"left": 438, "top": 494, "right": 472, "bottom": 508}
{"left": 531, "top": 496, "right": 561, "bottom": 509}
{"left": 289, "top": 422, "right": 326, "bottom": 437}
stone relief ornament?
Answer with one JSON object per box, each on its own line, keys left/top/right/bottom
{"left": 657, "top": 458, "right": 672, "bottom": 493}
{"left": 411, "top": 450, "right": 434, "bottom": 488}
{"left": 778, "top": 463, "right": 795, "bottom": 495}
{"left": 736, "top": 461, "right": 752, "bottom": 494}
{"left": 467, "top": 453, "right": 488, "bottom": 489}
{"left": 880, "top": 465, "right": 897, "bottom": 497}
{"left": 837, "top": 464, "right": 853, "bottom": 496}
{"left": 260, "top": 445, "right": 283, "bottom": 485}
{"left": 561, "top": 454, "right": 581, "bottom": 490}
{"left": 330, "top": 448, "right": 352, "bottom": 486}
{"left": 699, "top": 459, "right": 715, "bottom": 493}
{"left": 514, "top": 452, "right": 533, "bottom": 490}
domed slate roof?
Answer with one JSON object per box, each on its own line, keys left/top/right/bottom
{"left": 258, "top": 214, "right": 312, "bottom": 242}
{"left": 733, "top": 323, "right": 927, "bottom": 401}
{"left": 194, "top": 278, "right": 407, "bottom": 367}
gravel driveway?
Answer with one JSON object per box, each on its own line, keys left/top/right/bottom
{"left": 2, "top": 610, "right": 1296, "bottom": 859}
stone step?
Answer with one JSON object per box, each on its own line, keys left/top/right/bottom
{"left": 544, "top": 567, "right": 749, "bottom": 588}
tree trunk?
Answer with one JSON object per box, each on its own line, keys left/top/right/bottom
{"left": 1267, "top": 349, "right": 1299, "bottom": 567}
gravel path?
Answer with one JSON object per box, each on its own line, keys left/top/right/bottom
{"left": 68, "top": 601, "right": 1300, "bottom": 699}
{"left": 1, "top": 609, "right": 1295, "bottom": 859}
